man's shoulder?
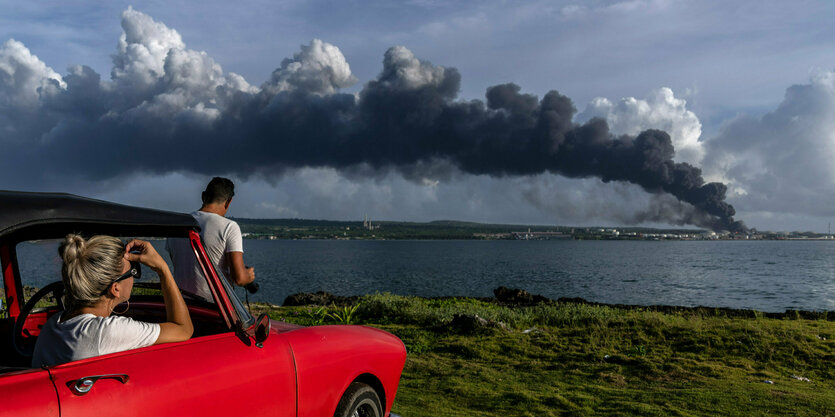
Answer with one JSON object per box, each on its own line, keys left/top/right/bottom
{"left": 193, "top": 210, "right": 236, "bottom": 225}
{"left": 193, "top": 210, "right": 240, "bottom": 235}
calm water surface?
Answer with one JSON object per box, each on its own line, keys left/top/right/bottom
{"left": 244, "top": 239, "right": 835, "bottom": 312}
{"left": 16, "top": 239, "right": 835, "bottom": 312}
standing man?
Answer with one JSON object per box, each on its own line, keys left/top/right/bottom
{"left": 167, "top": 177, "right": 255, "bottom": 301}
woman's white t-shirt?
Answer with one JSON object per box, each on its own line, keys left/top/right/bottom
{"left": 32, "top": 313, "right": 160, "bottom": 367}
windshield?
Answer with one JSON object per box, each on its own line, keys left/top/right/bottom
{"left": 10, "top": 236, "right": 252, "bottom": 325}
{"left": 12, "top": 240, "right": 63, "bottom": 309}
{"left": 218, "top": 269, "right": 254, "bottom": 326}
{"left": 15, "top": 239, "right": 168, "bottom": 303}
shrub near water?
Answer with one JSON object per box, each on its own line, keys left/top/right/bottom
{"left": 259, "top": 293, "right": 835, "bottom": 416}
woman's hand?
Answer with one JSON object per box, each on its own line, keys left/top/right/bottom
{"left": 124, "top": 239, "right": 168, "bottom": 273}
{"left": 125, "top": 239, "right": 193, "bottom": 344}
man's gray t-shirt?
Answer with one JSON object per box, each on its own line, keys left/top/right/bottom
{"left": 166, "top": 211, "right": 243, "bottom": 300}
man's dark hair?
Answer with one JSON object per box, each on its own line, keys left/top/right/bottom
{"left": 202, "top": 177, "right": 235, "bottom": 205}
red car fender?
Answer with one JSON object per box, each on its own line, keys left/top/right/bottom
{"left": 0, "top": 369, "right": 60, "bottom": 416}
{"left": 282, "top": 325, "right": 406, "bottom": 417}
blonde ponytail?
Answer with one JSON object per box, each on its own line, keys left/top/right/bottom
{"left": 59, "top": 234, "right": 125, "bottom": 309}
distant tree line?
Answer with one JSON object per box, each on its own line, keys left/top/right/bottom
{"left": 232, "top": 218, "right": 706, "bottom": 240}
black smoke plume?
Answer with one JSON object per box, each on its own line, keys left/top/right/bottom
{"left": 0, "top": 10, "right": 746, "bottom": 232}
{"left": 213, "top": 71, "right": 743, "bottom": 231}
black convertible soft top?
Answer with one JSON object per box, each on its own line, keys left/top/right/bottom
{"left": 0, "top": 190, "right": 199, "bottom": 241}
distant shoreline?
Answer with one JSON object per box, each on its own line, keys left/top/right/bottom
{"left": 234, "top": 217, "right": 834, "bottom": 241}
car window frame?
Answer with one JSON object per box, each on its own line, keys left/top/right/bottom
{"left": 186, "top": 230, "right": 253, "bottom": 329}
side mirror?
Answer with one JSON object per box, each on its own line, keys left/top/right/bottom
{"left": 254, "top": 313, "right": 271, "bottom": 348}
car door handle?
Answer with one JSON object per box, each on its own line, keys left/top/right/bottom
{"left": 70, "top": 374, "right": 130, "bottom": 395}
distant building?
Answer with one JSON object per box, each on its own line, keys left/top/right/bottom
{"left": 363, "top": 214, "right": 380, "bottom": 231}
{"left": 512, "top": 231, "right": 570, "bottom": 240}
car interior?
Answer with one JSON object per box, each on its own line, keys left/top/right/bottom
{"left": 1, "top": 237, "right": 240, "bottom": 371}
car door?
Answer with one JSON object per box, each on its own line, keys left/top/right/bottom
{"left": 46, "top": 330, "right": 296, "bottom": 417}
{"left": 0, "top": 368, "right": 59, "bottom": 417}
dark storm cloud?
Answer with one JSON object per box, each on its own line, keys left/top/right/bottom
{"left": 0, "top": 8, "right": 745, "bottom": 232}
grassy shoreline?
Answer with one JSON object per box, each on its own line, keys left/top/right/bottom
{"left": 253, "top": 294, "right": 835, "bottom": 416}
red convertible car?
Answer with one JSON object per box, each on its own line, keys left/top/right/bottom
{"left": 0, "top": 191, "right": 406, "bottom": 417}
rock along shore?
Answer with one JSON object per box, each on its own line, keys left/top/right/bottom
{"left": 281, "top": 286, "right": 834, "bottom": 321}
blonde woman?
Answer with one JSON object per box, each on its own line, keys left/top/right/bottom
{"left": 32, "top": 235, "right": 193, "bottom": 367}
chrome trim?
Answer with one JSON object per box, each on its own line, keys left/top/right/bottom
{"left": 71, "top": 374, "right": 130, "bottom": 395}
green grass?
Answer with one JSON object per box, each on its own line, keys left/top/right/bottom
{"left": 256, "top": 294, "right": 835, "bottom": 416}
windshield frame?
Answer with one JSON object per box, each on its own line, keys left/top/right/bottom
{"left": 187, "top": 230, "right": 254, "bottom": 328}
{"left": 218, "top": 268, "right": 254, "bottom": 326}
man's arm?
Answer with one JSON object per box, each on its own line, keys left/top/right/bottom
{"left": 226, "top": 251, "right": 255, "bottom": 286}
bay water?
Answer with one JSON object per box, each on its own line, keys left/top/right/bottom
{"left": 16, "top": 239, "right": 835, "bottom": 313}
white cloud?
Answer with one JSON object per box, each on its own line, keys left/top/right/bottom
{"left": 0, "top": 39, "right": 64, "bottom": 108}
{"left": 112, "top": 7, "right": 185, "bottom": 90}
{"left": 0, "top": 39, "right": 65, "bottom": 143}
{"left": 605, "top": 0, "right": 669, "bottom": 13}
{"left": 416, "top": 13, "right": 488, "bottom": 38}
{"left": 222, "top": 168, "right": 680, "bottom": 228}
{"left": 558, "top": 0, "right": 671, "bottom": 19}
{"left": 560, "top": 5, "right": 586, "bottom": 17}
{"left": 705, "top": 69, "right": 835, "bottom": 223}
{"left": 263, "top": 38, "right": 356, "bottom": 95}
{"left": 379, "top": 46, "right": 447, "bottom": 90}
{"left": 577, "top": 87, "right": 705, "bottom": 165}
{"left": 108, "top": 6, "right": 256, "bottom": 118}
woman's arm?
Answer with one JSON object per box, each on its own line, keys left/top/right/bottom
{"left": 125, "top": 239, "right": 194, "bottom": 344}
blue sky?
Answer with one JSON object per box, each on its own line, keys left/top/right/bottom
{"left": 3, "top": 0, "right": 835, "bottom": 232}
